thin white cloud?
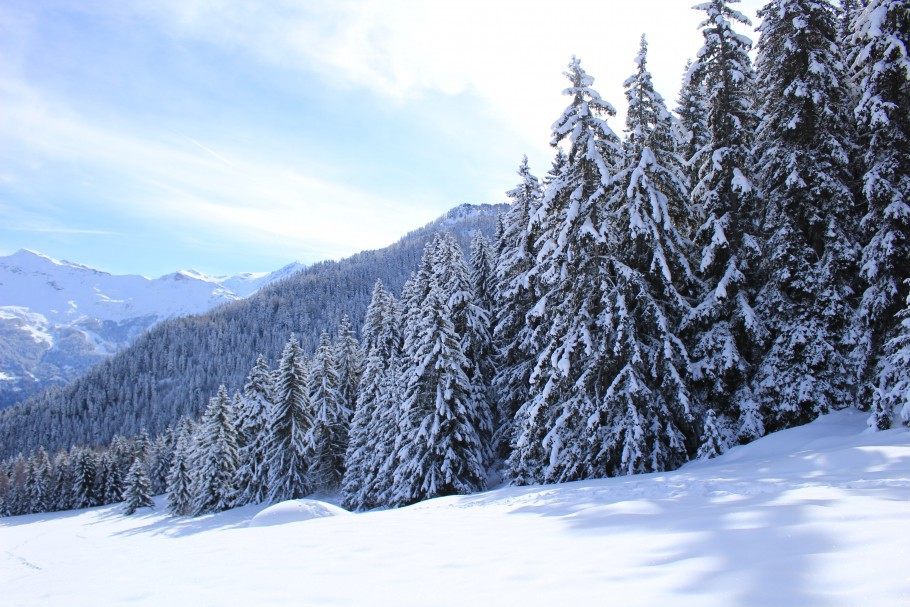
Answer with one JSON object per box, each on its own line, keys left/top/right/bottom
{"left": 125, "top": 0, "right": 766, "bottom": 147}
{"left": 0, "top": 79, "right": 440, "bottom": 263}
{"left": 7, "top": 227, "right": 119, "bottom": 235}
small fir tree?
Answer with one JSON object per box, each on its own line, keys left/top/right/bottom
{"left": 123, "top": 459, "right": 154, "bottom": 515}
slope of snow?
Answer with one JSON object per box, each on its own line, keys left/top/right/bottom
{"left": 1, "top": 410, "right": 907, "bottom": 606}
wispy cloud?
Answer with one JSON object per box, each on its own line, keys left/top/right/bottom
{"left": 125, "top": 0, "right": 764, "bottom": 144}
{"left": 0, "top": 78, "right": 442, "bottom": 264}
{"left": 7, "top": 226, "right": 119, "bottom": 235}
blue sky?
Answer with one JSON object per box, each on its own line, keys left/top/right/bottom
{"left": 0, "top": 0, "right": 764, "bottom": 277}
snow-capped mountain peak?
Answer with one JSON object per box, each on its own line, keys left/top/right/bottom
{"left": 0, "top": 250, "right": 304, "bottom": 407}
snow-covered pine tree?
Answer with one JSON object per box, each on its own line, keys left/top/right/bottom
{"left": 752, "top": 0, "right": 861, "bottom": 432}
{"left": 434, "top": 232, "right": 495, "bottom": 462}
{"left": 234, "top": 355, "right": 273, "bottom": 506}
{"left": 267, "top": 334, "right": 314, "bottom": 502}
{"left": 696, "top": 409, "right": 724, "bottom": 459}
{"left": 492, "top": 156, "right": 544, "bottom": 459}
{"left": 470, "top": 231, "right": 497, "bottom": 314}
{"left": 334, "top": 314, "right": 363, "bottom": 424}
{"left": 95, "top": 450, "right": 123, "bottom": 505}
{"left": 675, "top": 58, "right": 710, "bottom": 190}
{"left": 5, "top": 457, "right": 27, "bottom": 516}
{"left": 876, "top": 283, "right": 910, "bottom": 427}
{"left": 71, "top": 447, "right": 98, "bottom": 509}
{"left": 309, "top": 330, "right": 347, "bottom": 491}
{"left": 684, "top": 0, "right": 765, "bottom": 440}
{"left": 343, "top": 280, "right": 403, "bottom": 510}
{"left": 590, "top": 35, "right": 696, "bottom": 476}
{"left": 0, "top": 464, "right": 10, "bottom": 517}
{"left": 840, "top": 0, "right": 864, "bottom": 79}
{"left": 51, "top": 450, "right": 73, "bottom": 512}
{"left": 148, "top": 430, "right": 174, "bottom": 496}
{"left": 191, "top": 386, "right": 239, "bottom": 515}
{"left": 509, "top": 56, "right": 624, "bottom": 484}
{"left": 360, "top": 279, "right": 403, "bottom": 362}
{"left": 25, "top": 447, "right": 51, "bottom": 514}
{"left": 850, "top": 0, "right": 910, "bottom": 428}
{"left": 166, "top": 417, "right": 195, "bottom": 516}
{"left": 390, "top": 281, "right": 488, "bottom": 505}
{"left": 123, "top": 459, "right": 154, "bottom": 515}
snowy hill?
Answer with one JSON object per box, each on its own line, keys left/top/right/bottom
{"left": 0, "top": 249, "right": 304, "bottom": 408}
{"left": 1, "top": 409, "right": 907, "bottom": 606}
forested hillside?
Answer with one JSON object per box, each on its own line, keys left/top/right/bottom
{"left": 0, "top": 204, "right": 502, "bottom": 459}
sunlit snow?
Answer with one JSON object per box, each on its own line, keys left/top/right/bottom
{"left": 1, "top": 410, "right": 907, "bottom": 606}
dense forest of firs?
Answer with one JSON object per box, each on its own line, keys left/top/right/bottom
{"left": 1, "top": 0, "right": 908, "bottom": 518}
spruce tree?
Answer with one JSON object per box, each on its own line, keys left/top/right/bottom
{"left": 71, "top": 448, "right": 98, "bottom": 509}
{"left": 343, "top": 281, "right": 402, "bottom": 510}
{"left": 470, "top": 231, "right": 497, "bottom": 314}
{"left": 684, "top": 0, "right": 766, "bottom": 439}
{"left": 234, "top": 355, "right": 273, "bottom": 505}
{"left": 334, "top": 314, "right": 363, "bottom": 425}
{"left": 434, "top": 232, "right": 495, "bottom": 462}
{"left": 391, "top": 282, "right": 488, "bottom": 505}
{"left": 752, "top": 0, "right": 861, "bottom": 432}
{"left": 123, "top": 459, "right": 154, "bottom": 515}
{"left": 309, "top": 330, "right": 347, "bottom": 491}
{"left": 166, "top": 417, "right": 195, "bottom": 516}
{"left": 876, "top": 284, "right": 910, "bottom": 427}
{"left": 148, "top": 431, "right": 174, "bottom": 496}
{"left": 590, "top": 35, "right": 696, "bottom": 476}
{"left": 509, "top": 56, "right": 623, "bottom": 484}
{"left": 51, "top": 451, "right": 73, "bottom": 512}
{"left": 492, "top": 156, "right": 544, "bottom": 459}
{"left": 23, "top": 448, "right": 50, "bottom": 514}
{"left": 675, "top": 58, "right": 710, "bottom": 186}
{"left": 96, "top": 450, "right": 123, "bottom": 505}
{"left": 191, "top": 386, "right": 239, "bottom": 515}
{"left": 696, "top": 409, "right": 724, "bottom": 459}
{"left": 850, "top": 0, "right": 910, "bottom": 427}
{"left": 267, "top": 334, "right": 314, "bottom": 502}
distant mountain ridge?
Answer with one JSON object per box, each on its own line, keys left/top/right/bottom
{"left": 0, "top": 249, "right": 305, "bottom": 408}
{"left": 0, "top": 203, "right": 505, "bottom": 458}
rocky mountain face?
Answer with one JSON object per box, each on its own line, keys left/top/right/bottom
{"left": 0, "top": 250, "right": 305, "bottom": 408}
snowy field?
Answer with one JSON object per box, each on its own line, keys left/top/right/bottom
{"left": 2, "top": 409, "right": 908, "bottom": 606}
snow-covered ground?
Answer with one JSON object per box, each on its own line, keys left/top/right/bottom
{"left": 2, "top": 410, "right": 908, "bottom": 606}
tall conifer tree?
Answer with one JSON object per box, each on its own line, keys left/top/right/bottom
{"left": 509, "top": 56, "right": 623, "bottom": 484}
{"left": 492, "top": 156, "right": 544, "bottom": 458}
{"left": 752, "top": 0, "right": 860, "bottom": 431}
{"left": 850, "top": 0, "right": 910, "bottom": 428}
{"left": 267, "top": 334, "right": 314, "bottom": 502}
{"left": 309, "top": 331, "right": 347, "bottom": 491}
{"left": 591, "top": 35, "right": 696, "bottom": 474}
{"left": 191, "top": 386, "right": 239, "bottom": 515}
{"left": 684, "top": 0, "right": 765, "bottom": 440}
{"left": 234, "top": 355, "right": 273, "bottom": 505}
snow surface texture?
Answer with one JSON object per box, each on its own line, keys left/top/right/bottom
{"left": 0, "top": 249, "right": 304, "bottom": 407}
{"left": 1, "top": 410, "right": 907, "bottom": 606}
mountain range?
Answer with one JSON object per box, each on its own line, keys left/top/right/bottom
{"left": 0, "top": 249, "right": 305, "bottom": 409}
{"left": 0, "top": 203, "right": 504, "bottom": 458}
